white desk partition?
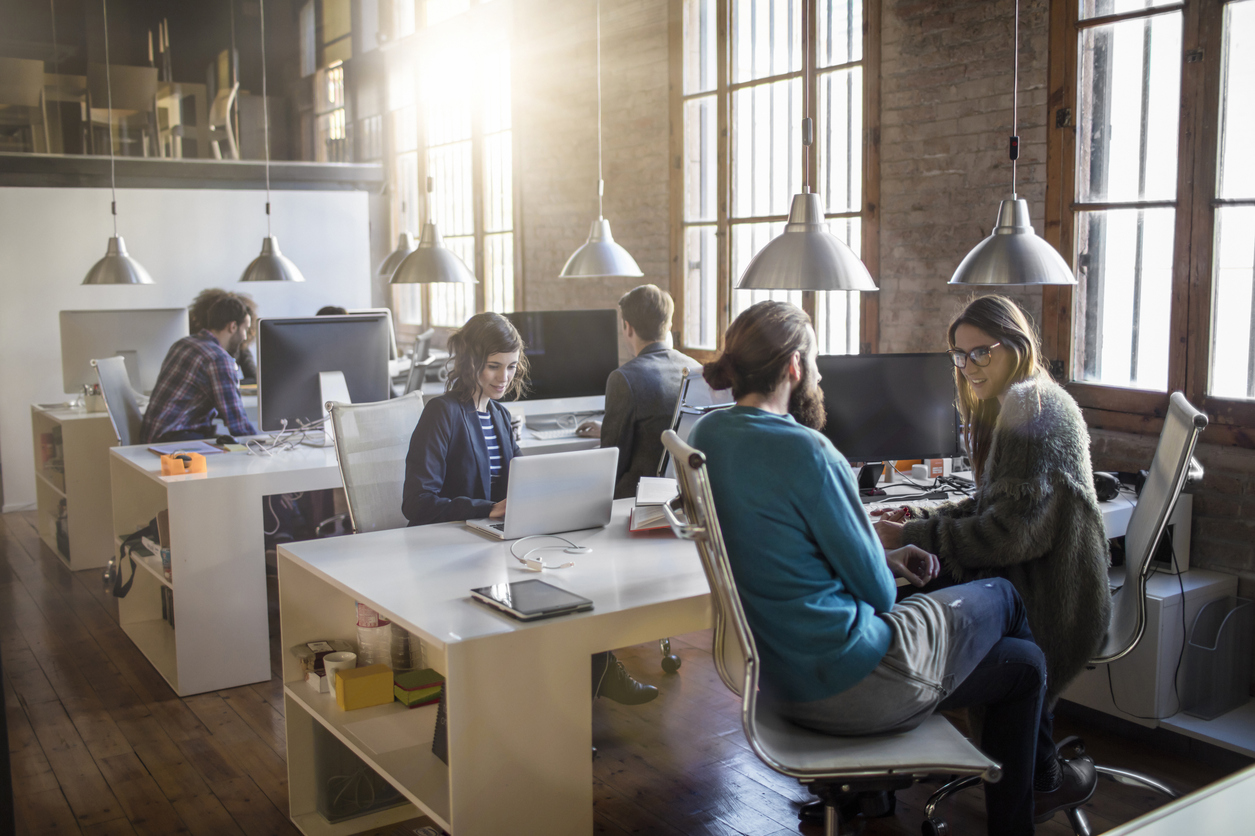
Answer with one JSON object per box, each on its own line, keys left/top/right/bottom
{"left": 277, "top": 499, "right": 711, "bottom": 835}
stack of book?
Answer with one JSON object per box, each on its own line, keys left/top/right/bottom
{"left": 629, "top": 476, "right": 680, "bottom": 532}
{"left": 394, "top": 668, "right": 444, "bottom": 708}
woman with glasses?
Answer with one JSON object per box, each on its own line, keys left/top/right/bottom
{"left": 874, "top": 295, "right": 1109, "bottom": 804}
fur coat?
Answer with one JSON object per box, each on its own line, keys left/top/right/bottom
{"left": 901, "top": 376, "right": 1111, "bottom": 703}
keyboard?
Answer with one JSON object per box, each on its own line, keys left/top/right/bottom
{"left": 864, "top": 497, "right": 953, "bottom": 516}
{"left": 529, "top": 427, "right": 580, "bottom": 440}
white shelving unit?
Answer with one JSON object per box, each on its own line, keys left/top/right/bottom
{"left": 30, "top": 404, "right": 118, "bottom": 570}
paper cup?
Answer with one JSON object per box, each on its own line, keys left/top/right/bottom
{"left": 323, "top": 651, "right": 357, "bottom": 696}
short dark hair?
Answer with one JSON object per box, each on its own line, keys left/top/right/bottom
{"left": 191, "top": 289, "right": 257, "bottom": 343}
{"left": 445, "top": 312, "right": 530, "bottom": 402}
{"left": 703, "top": 301, "right": 813, "bottom": 400}
{"left": 206, "top": 295, "right": 250, "bottom": 332}
{"left": 618, "top": 284, "right": 673, "bottom": 343}
{"left": 316, "top": 305, "right": 348, "bottom": 316}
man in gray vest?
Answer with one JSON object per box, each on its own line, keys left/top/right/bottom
{"left": 578, "top": 284, "right": 700, "bottom": 498}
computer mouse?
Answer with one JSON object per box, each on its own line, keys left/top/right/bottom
{"left": 216, "top": 434, "right": 238, "bottom": 445}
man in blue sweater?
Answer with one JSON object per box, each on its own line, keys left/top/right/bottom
{"left": 688, "top": 301, "right": 1095, "bottom": 834}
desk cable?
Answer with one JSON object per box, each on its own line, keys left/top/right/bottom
{"left": 508, "top": 535, "right": 590, "bottom": 572}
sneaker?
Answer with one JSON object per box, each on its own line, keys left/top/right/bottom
{"left": 595, "top": 654, "right": 659, "bottom": 705}
{"left": 1033, "top": 755, "right": 1097, "bottom": 823}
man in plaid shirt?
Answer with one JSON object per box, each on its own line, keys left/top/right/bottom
{"left": 141, "top": 295, "right": 259, "bottom": 443}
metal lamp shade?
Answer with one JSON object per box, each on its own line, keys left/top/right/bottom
{"left": 240, "top": 236, "right": 306, "bottom": 283}
{"left": 390, "top": 221, "right": 476, "bottom": 284}
{"left": 949, "top": 198, "right": 1076, "bottom": 286}
{"left": 558, "top": 218, "right": 644, "bottom": 279}
{"left": 736, "top": 193, "right": 878, "bottom": 292}
{"left": 82, "top": 236, "right": 154, "bottom": 285}
{"left": 377, "top": 232, "right": 417, "bottom": 280}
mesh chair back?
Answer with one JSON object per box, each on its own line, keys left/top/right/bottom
{"left": 660, "top": 429, "right": 1001, "bottom": 781}
{"left": 402, "top": 329, "right": 438, "bottom": 396}
{"left": 657, "top": 368, "right": 735, "bottom": 478}
{"left": 1097, "top": 392, "right": 1207, "bottom": 662}
{"left": 92, "top": 356, "right": 143, "bottom": 446}
{"left": 328, "top": 392, "right": 424, "bottom": 533}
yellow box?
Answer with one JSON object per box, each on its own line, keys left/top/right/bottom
{"left": 335, "top": 663, "right": 393, "bottom": 711}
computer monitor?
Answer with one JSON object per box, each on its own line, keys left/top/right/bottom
{"left": 257, "top": 314, "right": 392, "bottom": 431}
{"left": 504, "top": 309, "right": 620, "bottom": 410}
{"left": 347, "top": 307, "right": 400, "bottom": 360}
{"left": 815, "top": 352, "right": 961, "bottom": 462}
{"left": 59, "top": 308, "right": 189, "bottom": 395}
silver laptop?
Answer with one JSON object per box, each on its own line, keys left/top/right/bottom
{"left": 466, "top": 447, "right": 618, "bottom": 540}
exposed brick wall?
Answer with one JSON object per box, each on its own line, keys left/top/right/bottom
{"left": 878, "top": 0, "right": 1049, "bottom": 351}
{"left": 514, "top": 0, "right": 671, "bottom": 335}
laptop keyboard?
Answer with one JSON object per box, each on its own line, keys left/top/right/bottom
{"left": 529, "top": 427, "right": 580, "bottom": 440}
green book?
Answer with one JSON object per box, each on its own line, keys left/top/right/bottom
{"left": 394, "top": 669, "right": 445, "bottom": 707}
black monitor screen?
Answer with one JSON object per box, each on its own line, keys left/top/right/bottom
{"left": 816, "top": 353, "right": 960, "bottom": 462}
{"left": 505, "top": 309, "right": 620, "bottom": 401}
{"left": 257, "top": 315, "right": 391, "bottom": 431}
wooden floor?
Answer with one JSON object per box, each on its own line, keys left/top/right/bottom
{"left": 1, "top": 508, "right": 1245, "bottom": 836}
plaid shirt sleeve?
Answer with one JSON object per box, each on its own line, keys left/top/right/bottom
{"left": 205, "top": 346, "right": 258, "bottom": 436}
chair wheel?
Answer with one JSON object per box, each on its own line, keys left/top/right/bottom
{"left": 661, "top": 654, "right": 681, "bottom": 673}
{"left": 922, "top": 818, "right": 949, "bottom": 836}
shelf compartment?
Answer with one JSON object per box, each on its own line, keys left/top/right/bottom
{"left": 285, "top": 684, "right": 450, "bottom": 830}
{"left": 121, "top": 618, "right": 179, "bottom": 693}
{"left": 34, "top": 470, "right": 66, "bottom": 498}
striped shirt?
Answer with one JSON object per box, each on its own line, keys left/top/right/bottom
{"left": 478, "top": 410, "right": 502, "bottom": 481}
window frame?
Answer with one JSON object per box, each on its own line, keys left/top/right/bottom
{"left": 1044, "top": 0, "right": 1255, "bottom": 445}
{"left": 668, "top": 0, "right": 881, "bottom": 362}
{"left": 386, "top": 0, "right": 521, "bottom": 328}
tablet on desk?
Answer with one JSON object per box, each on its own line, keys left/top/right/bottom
{"left": 470, "top": 579, "right": 593, "bottom": 621}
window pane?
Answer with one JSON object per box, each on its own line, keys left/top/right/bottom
{"left": 731, "top": 221, "right": 801, "bottom": 318}
{"left": 814, "top": 216, "right": 862, "bottom": 354}
{"left": 1076, "top": 12, "right": 1182, "bottom": 203}
{"left": 683, "top": 0, "right": 718, "bottom": 94}
{"left": 1079, "top": 0, "right": 1179, "bottom": 22}
{"left": 484, "top": 130, "right": 513, "bottom": 233}
{"left": 483, "top": 45, "right": 511, "bottom": 135}
{"left": 485, "top": 232, "right": 514, "bottom": 314}
{"left": 1073, "top": 208, "right": 1175, "bottom": 391}
{"left": 1210, "top": 206, "right": 1255, "bottom": 398}
{"left": 683, "top": 225, "right": 719, "bottom": 350}
{"left": 732, "top": 77, "right": 803, "bottom": 218}
{"left": 428, "top": 140, "right": 474, "bottom": 236}
{"left": 427, "top": 0, "right": 469, "bottom": 25}
{"left": 817, "top": 0, "right": 862, "bottom": 68}
{"left": 817, "top": 66, "right": 862, "bottom": 214}
{"left": 1218, "top": 0, "right": 1255, "bottom": 200}
{"left": 429, "top": 235, "right": 476, "bottom": 327}
{"left": 732, "top": 0, "right": 802, "bottom": 84}
{"left": 392, "top": 284, "right": 424, "bottom": 327}
{"left": 684, "top": 96, "right": 717, "bottom": 222}
{"left": 396, "top": 151, "right": 420, "bottom": 236}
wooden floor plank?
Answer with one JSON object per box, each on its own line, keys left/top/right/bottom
{"left": 23, "top": 700, "right": 126, "bottom": 827}
{"left": 95, "top": 751, "right": 194, "bottom": 835}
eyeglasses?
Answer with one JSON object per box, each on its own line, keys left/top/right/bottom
{"left": 948, "top": 342, "right": 1001, "bottom": 369}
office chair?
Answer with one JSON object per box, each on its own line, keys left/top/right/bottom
{"left": 659, "top": 429, "right": 1001, "bottom": 835}
{"left": 923, "top": 392, "right": 1206, "bottom": 835}
{"left": 92, "top": 357, "right": 143, "bottom": 447}
{"left": 0, "top": 57, "right": 51, "bottom": 153}
{"left": 326, "top": 392, "right": 424, "bottom": 533}
{"left": 86, "top": 64, "right": 159, "bottom": 156}
{"left": 403, "top": 329, "right": 438, "bottom": 396}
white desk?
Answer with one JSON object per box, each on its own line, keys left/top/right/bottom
{"left": 1103, "top": 762, "right": 1255, "bottom": 833}
{"left": 30, "top": 404, "right": 117, "bottom": 570}
{"left": 276, "top": 499, "right": 711, "bottom": 836}
{"left": 109, "top": 442, "right": 342, "bottom": 696}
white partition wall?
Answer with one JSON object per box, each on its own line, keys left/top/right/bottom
{"left": 0, "top": 186, "right": 372, "bottom": 511}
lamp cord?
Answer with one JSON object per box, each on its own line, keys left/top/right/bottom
{"left": 259, "top": 0, "right": 272, "bottom": 237}
{"left": 101, "top": 0, "right": 117, "bottom": 237}
{"left": 596, "top": 0, "right": 604, "bottom": 220}
{"left": 802, "top": 0, "right": 812, "bottom": 194}
{"left": 1011, "top": 0, "right": 1020, "bottom": 198}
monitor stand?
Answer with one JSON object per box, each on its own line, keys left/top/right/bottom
{"left": 305, "top": 371, "right": 350, "bottom": 448}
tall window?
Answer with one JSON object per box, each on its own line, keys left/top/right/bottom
{"left": 387, "top": 0, "right": 515, "bottom": 328}
{"left": 1046, "top": 0, "right": 1255, "bottom": 439}
{"left": 675, "top": 0, "right": 874, "bottom": 355}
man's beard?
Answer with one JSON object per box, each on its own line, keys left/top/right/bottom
{"left": 789, "top": 364, "right": 826, "bottom": 430}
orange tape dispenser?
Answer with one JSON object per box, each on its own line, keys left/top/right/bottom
{"left": 160, "top": 452, "right": 207, "bottom": 476}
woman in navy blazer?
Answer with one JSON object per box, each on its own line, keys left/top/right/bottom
{"left": 402, "top": 313, "right": 525, "bottom": 526}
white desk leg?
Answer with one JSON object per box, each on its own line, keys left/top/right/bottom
{"left": 446, "top": 626, "right": 592, "bottom": 835}
{"left": 166, "top": 478, "right": 271, "bottom": 695}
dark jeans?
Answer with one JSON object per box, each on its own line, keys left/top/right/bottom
{"left": 930, "top": 580, "right": 1050, "bottom": 836}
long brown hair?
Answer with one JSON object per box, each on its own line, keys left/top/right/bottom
{"left": 445, "top": 312, "right": 530, "bottom": 404}
{"left": 949, "top": 295, "right": 1051, "bottom": 483}
{"left": 704, "top": 300, "right": 814, "bottom": 399}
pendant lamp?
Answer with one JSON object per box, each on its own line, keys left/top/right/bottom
{"left": 736, "top": 1, "right": 875, "bottom": 292}
{"left": 391, "top": 177, "right": 476, "bottom": 285}
{"left": 949, "top": 0, "right": 1075, "bottom": 286}
{"left": 558, "top": 0, "right": 643, "bottom": 279}
{"left": 240, "top": 0, "right": 305, "bottom": 283}
{"left": 377, "top": 231, "right": 416, "bottom": 280}
{"left": 83, "top": 0, "right": 153, "bottom": 285}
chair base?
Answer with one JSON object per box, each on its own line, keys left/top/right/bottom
{"left": 659, "top": 637, "right": 682, "bottom": 673}
{"left": 801, "top": 778, "right": 912, "bottom": 835}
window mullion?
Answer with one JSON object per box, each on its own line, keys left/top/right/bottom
{"left": 801, "top": 0, "right": 818, "bottom": 324}
{"left": 717, "top": 0, "right": 731, "bottom": 346}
